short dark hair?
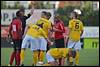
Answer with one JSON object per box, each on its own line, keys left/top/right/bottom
{"left": 41, "top": 11, "right": 47, "bottom": 15}
{"left": 16, "top": 11, "right": 20, "bottom": 17}
{"left": 71, "top": 11, "right": 78, "bottom": 18}
{"left": 46, "top": 12, "right": 51, "bottom": 19}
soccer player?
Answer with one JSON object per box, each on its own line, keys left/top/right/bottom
{"left": 35, "top": 11, "right": 52, "bottom": 65}
{"left": 51, "top": 14, "right": 65, "bottom": 66}
{"left": 53, "top": 14, "right": 65, "bottom": 48}
{"left": 45, "top": 12, "right": 53, "bottom": 51}
{"left": 42, "top": 48, "right": 78, "bottom": 66}
{"left": 8, "top": 11, "right": 23, "bottom": 66}
{"left": 20, "top": 23, "right": 51, "bottom": 66}
{"left": 19, "top": 7, "right": 32, "bottom": 35}
{"left": 67, "top": 11, "right": 84, "bottom": 66}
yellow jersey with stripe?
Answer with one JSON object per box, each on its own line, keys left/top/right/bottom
{"left": 26, "top": 24, "right": 47, "bottom": 38}
{"left": 36, "top": 18, "right": 52, "bottom": 37}
{"left": 48, "top": 48, "right": 69, "bottom": 59}
{"left": 68, "top": 19, "right": 84, "bottom": 41}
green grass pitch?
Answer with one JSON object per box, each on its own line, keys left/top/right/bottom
{"left": 1, "top": 48, "right": 99, "bottom": 66}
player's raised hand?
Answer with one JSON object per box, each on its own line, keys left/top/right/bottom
{"left": 29, "top": 8, "right": 34, "bottom": 15}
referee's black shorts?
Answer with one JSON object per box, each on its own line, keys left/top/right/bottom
{"left": 12, "top": 39, "right": 22, "bottom": 51}
{"left": 55, "top": 38, "right": 65, "bottom": 48}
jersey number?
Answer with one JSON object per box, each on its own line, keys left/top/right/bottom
{"left": 75, "top": 23, "right": 79, "bottom": 29}
{"left": 12, "top": 25, "right": 16, "bottom": 31}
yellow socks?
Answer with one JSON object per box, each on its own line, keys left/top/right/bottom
{"left": 69, "top": 57, "right": 73, "bottom": 63}
{"left": 39, "top": 50, "right": 45, "bottom": 62}
{"left": 33, "top": 50, "right": 39, "bottom": 66}
{"left": 75, "top": 51, "right": 79, "bottom": 65}
{"left": 42, "top": 63, "right": 51, "bottom": 66}
{"left": 20, "top": 49, "right": 25, "bottom": 64}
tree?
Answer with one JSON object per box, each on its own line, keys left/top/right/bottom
{"left": 1, "top": 1, "right": 3, "bottom": 9}
{"left": 1, "top": 1, "right": 7, "bottom": 9}
{"left": 56, "top": 6, "right": 77, "bottom": 26}
{"left": 14, "top": 1, "right": 20, "bottom": 9}
{"left": 56, "top": 1, "right": 99, "bottom": 26}
{"left": 34, "top": 1, "right": 44, "bottom": 9}
{"left": 44, "top": 1, "right": 52, "bottom": 9}
{"left": 81, "top": 1, "right": 99, "bottom": 26}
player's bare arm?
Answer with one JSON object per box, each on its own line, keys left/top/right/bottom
{"left": 81, "top": 30, "right": 83, "bottom": 36}
{"left": 22, "top": 25, "right": 29, "bottom": 38}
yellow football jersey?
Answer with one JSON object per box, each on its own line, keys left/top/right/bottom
{"left": 36, "top": 18, "right": 52, "bottom": 37}
{"left": 26, "top": 24, "right": 47, "bottom": 38}
{"left": 68, "top": 19, "right": 84, "bottom": 41}
{"left": 48, "top": 48, "right": 69, "bottom": 59}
